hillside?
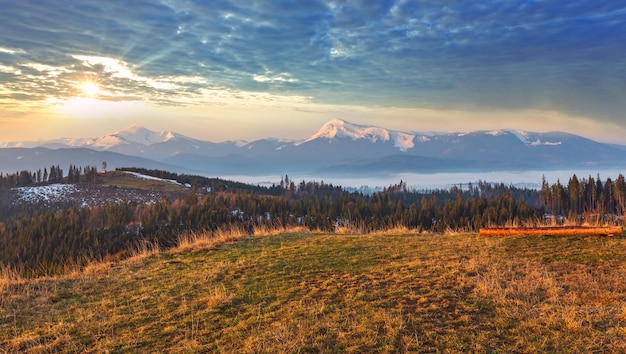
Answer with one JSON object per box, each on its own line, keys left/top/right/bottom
{"left": 3, "top": 231, "right": 626, "bottom": 352}
{"left": 5, "top": 170, "right": 267, "bottom": 208}
{"left": 6, "top": 170, "right": 190, "bottom": 207}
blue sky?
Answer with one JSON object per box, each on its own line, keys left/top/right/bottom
{"left": 1, "top": 1, "right": 625, "bottom": 143}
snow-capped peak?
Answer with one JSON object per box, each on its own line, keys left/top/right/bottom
{"left": 304, "top": 119, "right": 389, "bottom": 141}
{"left": 114, "top": 125, "right": 177, "bottom": 144}
{"left": 92, "top": 125, "right": 180, "bottom": 148}
{"left": 298, "top": 119, "right": 415, "bottom": 151}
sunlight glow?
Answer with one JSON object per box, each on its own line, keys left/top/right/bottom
{"left": 60, "top": 97, "right": 145, "bottom": 119}
{"left": 80, "top": 82, "right": 100, "bottom": 96}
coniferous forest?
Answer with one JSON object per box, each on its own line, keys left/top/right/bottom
{"left": 0, "top": 166, "right": 624, "bottom": 276}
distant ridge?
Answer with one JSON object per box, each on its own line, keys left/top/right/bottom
{"left": 2, "top": 119, "right": 626, "bottom": 176}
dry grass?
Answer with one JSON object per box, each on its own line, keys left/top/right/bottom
{"left": 3, "top": 231, "right": 626, "bottom": 352}
{"left": 0, "top": 265, "right": 25, "bottom": 306}
{"left": 480, "top": 226, "right": 624, "bottom": 237}
{"left": 175, "top": 225, "right": 311, "bottom": 252}
{"left": 175, "top": 227, "right": 249, "bottom": 252}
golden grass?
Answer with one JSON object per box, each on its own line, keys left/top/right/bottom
{"left": 480, "top": 226, "right": 624, "bottom": 237}
{"left": 175, "top": 227, "right": 249, "bottom": 252}
{"left": 175, "top": 225, "right": 311, "bottom": 252}
{"left": 369, "top": 225, "right": 414, "bottom": 235}
{"left": 3, "top": 231, "right": 626, "bottom": 352}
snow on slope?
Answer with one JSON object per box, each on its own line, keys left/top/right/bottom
{"left": 1, "top": 137, "right": 96, "bottom": 148}
{"left": 123, "top": 171, "right": 185, "bottom": 185}
{"left": 392, "top": 132, "right": 415, "bottom": 151}
{"left": 91, "top": 125, "right": 179, "bottom": 149}
{"left": 3, "top": 126, "right": 175, "bottom": 149}
{"left": 300, "top": 123, "right": 565, "bottom": 151}
{"left": 510, "top": 130, "right": 532, "bottom": 144}
{"left": 297, "top": 119, "right": 415, "bottom": 151}
{"left": 13, "top": 183, "right": 166, "bottom": 206}
{"left": 14, "top": 184, "right": 78, "bottom": 203}
{"left": 1, "top": 125, "right": 182, "bottom": 150}
{"left": 509, "top": 130, "right": 562, "bottom": 146}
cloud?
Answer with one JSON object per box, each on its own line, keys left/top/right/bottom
{"left": 0, "top": 47, "right": 26, "bottom": 55}
{"left": 253, "top": 72, "right": 299, "bottom": 84}
{"left": 0, "top": 0, "right": 625, "bottom": 137}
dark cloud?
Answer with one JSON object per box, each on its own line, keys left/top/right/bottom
{"left": 1, "top": 0, "right": 625, "bottom": 124}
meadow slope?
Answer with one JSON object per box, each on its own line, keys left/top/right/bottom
{"left": 2, "top": 231, "right": 626, "bottom": 352}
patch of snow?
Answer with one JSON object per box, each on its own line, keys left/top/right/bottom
{"left": 62, "top": 137, "right": 96, "bottom": 146}
{"left": 92, "top": 135, "right": 125, "bottom": 148}
{"left": 14, "top": 184, "right": 78, "bottom": 203}
{"left": 124, "top": 171, "right": 182, "bottom": 185}
{"left": 416, "top": 136, "right": 431, "bottom": 143}
{"left": 2, "top": 141, "right": 25, "bottom": 148}
{"left": 16, "top": 156, "right": 23, "bottom": 160}
{"left": 392, "top": 132, "right": 414, "bottom": 151}
{"left": 2, "top": 137, "right": 96, "bottom": 148}
{"left": 510, "top": 130, "right": 532, "bottom": 144}
{"left": 270, "top": 138, "right": 297, "bottom": 145}
{"left": 414, "top": 131, "right": 442, "bottom": 137}
{"left": 13, "top": 183, "right": 166, "bottom": 207}
{"left": 163, "top": 131, "right": 176, "bottom": 141}
{"left": 530, "top": 140, "right": 562, "bottom": 146}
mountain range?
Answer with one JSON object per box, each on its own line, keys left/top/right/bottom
{"left": 2, "top": 119, "right": 626, "bottom": 176}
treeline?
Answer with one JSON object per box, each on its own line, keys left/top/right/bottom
{"left": 1, "top": 170, "right": 544, "bottom": 276}
{"left": 540, "top": 174, "right": 626, "bottom": 222}
{"left": 0, "top": 165, "right": 99, "bottom": 188}
{"left": 2, "top": 167, "right": 624, "bottom": 276}
{"left": 117, "top": 167, "right": 280, "bottom": 194}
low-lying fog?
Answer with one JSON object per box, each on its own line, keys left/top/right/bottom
{"left": 223, "top": 169, "right": 626, "bottom": 193}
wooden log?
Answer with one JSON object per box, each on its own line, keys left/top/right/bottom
{"left": 479, "top": 226, "right": 623, "bottom": 237}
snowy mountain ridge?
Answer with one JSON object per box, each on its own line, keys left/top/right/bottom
{"left": 3, "top": 119, "right": 626, "bottom": 177}
{"left": 90, "top": 125, "right": 183, "bottom": 149}
{"left": 433, "top": 129, "right": 567, "bottom": 147}
{"left": 0, "top": 120, "right": 579, "bottom": 151}
{"left": 297, "top": 118, "right": 415, "bottom": 151}
{"left": 299, "top": 120, "right": 570, "bottom": 150}
{"left": 0, "top": 125, "right": 188, "bottom": 150}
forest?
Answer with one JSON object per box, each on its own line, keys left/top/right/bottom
{"left": 0, "top": 166, "right": 624, "bottom": 276}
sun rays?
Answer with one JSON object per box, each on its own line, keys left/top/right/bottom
{"left": 80, "top": 82, "right": 100, "bottom": 97}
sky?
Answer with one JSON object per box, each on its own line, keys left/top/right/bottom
{"left": 1, "top": 1, "right": 625, "bottom": 144}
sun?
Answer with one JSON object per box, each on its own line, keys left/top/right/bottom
{"left": 80, "top": 82, "right": 100, "bottom": 96}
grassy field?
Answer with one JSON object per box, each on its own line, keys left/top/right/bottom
{"left": 2, "top": 230, "right": 626, "bottom": 352}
